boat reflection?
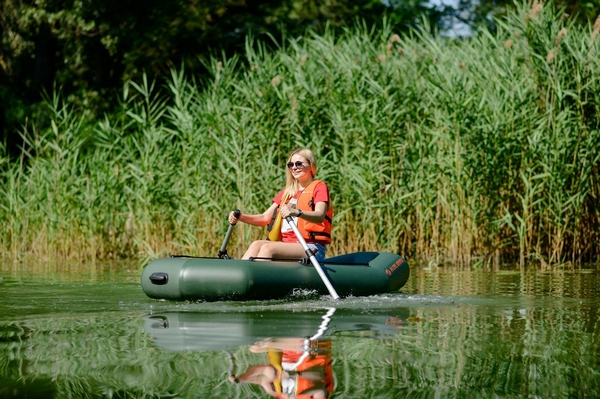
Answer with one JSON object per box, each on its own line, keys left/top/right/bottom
{"left": 142, "top": 306, "right": 410, "bottom": 352}
{"left": 142, "top": 307, "right": 409, "bottom": 398}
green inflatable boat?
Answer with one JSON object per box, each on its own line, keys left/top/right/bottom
{"left": 141, "top": 251, "right": 409, "bottom": 301}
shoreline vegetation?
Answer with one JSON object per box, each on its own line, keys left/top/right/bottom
{"left": 1, "top": 2, "right": 599, "bottom": 267}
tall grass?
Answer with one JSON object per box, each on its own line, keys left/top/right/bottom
{"left": 1, "top": 1, "right": 599, "bottom": 266}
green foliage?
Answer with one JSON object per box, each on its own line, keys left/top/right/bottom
{"left": 0, "top": 0, "right": 434, "bottom": 154}
{"left": 1, "top": 1, "right": 600, "bottom": 266}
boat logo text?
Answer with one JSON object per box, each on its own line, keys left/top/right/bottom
{"left": 385, "top": 258, "right": 404, "bottom": 276}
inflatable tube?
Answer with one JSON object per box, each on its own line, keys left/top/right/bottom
{"left": 141, "top": 251, "right": 409, "bottom": 301}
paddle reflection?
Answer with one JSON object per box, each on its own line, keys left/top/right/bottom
{"left": 229, "top": 308, "right": 335, "bottom": 399}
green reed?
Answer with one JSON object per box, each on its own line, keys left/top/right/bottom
{"left": 1, "top": 1, "right": 599, "bottom": 266}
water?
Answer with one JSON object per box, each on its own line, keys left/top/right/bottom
{"left": 0, "top": 263, "right": 598, "bottom": 398}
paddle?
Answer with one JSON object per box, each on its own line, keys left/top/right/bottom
{"left": 285, "top": 216, "right": 340, "bottom": 299}
{"left": 218, "top": 209, "right": 241, "bottom": 259}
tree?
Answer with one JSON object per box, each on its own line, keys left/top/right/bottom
{"left": 1, "top": 0, "right": 438, "bottom": 154}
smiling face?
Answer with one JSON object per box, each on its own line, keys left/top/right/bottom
{"left": 288, "top": 153, "right": 312, "bottom": 184}
{"left": 284, "top": 148, "right": 318, "bottom": 190}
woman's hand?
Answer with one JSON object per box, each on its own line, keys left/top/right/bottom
{"left": 279, "top": 204, "right": 299, "bottom": 219}
{"left": 229, "top": 211, "right": 241, "bottom": 224}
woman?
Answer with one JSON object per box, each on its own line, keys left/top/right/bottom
{"left": 229, "top": 148, "right": 332, "bottom": 262}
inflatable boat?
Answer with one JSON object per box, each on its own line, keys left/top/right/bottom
{"left": 141, "top": 251, "right": 409, "bottom": 301}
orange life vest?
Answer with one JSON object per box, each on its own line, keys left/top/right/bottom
{"left": 297, "top": 180, "right": 333, "bottom": 244}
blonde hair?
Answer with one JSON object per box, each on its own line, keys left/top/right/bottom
{"left": 284, "top": 148, "right": 317, "bottom": 198}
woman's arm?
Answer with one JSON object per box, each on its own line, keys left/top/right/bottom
{"left": 231, "top": 203, "right": 278, "bottom": 226}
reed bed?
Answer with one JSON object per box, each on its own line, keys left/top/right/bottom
{"left": 1, "top": 1, "right": 599, "bottom": 267}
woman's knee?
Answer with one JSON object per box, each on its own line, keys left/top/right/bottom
{"left": 247, "top": 241, "right": 263, "bottom": 251}
{"left": 256, "top": 243, "right": 276, "bottom": 258}
{"left": 243, "top": 240, "right": 267, "bottom": 259}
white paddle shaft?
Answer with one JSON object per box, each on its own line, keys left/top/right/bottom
{"left": 286, "top": 216, "right": 340, "bottom": 299}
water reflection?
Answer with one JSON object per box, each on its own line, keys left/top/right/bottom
{"left": 229, "top": 308, "right": 335, "bottom": 399}
{"left": 2, "top": 266, "right": 598, "bottom": 398}
{"left": 142, "top": 307, "right": 410, "bottom": 398}
{"left": 141, "top": 307, "right": 410, "bottom": 352}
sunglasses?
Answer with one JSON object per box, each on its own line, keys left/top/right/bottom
{"left": 287, "top": 161, "right": 308, "bottom": 169}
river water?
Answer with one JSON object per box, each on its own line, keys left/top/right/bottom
{"left": 0, "top": 262, "right": 598, "bottom": 398}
